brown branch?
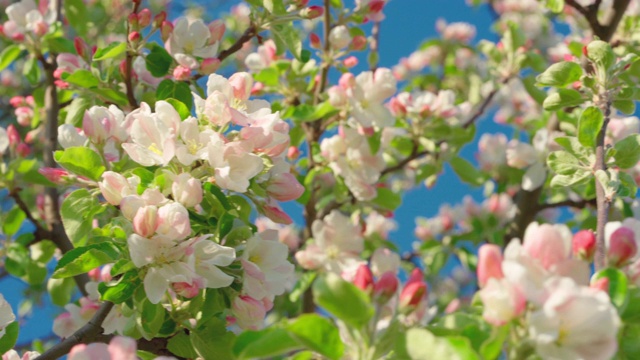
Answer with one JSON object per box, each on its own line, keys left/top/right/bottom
{"left": 600, "top": 0, "right": 631, "bottom": 41}
{"left": 381, "top": 147, "right": 429, "bottom": 177}
{"left": 504, "top": 186, "right": 543, "bottom": 244}
{"left": 565, "top": 0, "right": 631, "bottom": 41}
{"left": 37, "top": 301, "right": 115, "bottom": 360}
{"left": 9, "top": 188, "right": 53, "bottom": 243}
{"left": 218, "top": 24, "right": 258, "bottom": 62}
{"left": 538, "top": 198, "right": 597, "bottom": 210}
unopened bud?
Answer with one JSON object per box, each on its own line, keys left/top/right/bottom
{"left": 477, "top": 244, "right": 504, "bottom": 288}
{"left": 138, "top": 8, "right": 152, "bottom": 27}
{"left": 128, "top": 13, "right": 139, "bottom": 28}
{"left": 33, "top": 21, "right": 48, "bottom": 36}
{"left": 287, "top": 146, "right": 300, "bottom": 160}
{"left": 128, "top": 31, "right": 141, "bottom": 43}
{"left": 608, "top": 227, "right": 638, "bottom": 267}
{"left": 16, "top": 142, "right": 30, "bottom": 157}
{"left": 153, "top": 11, "right": 167, "bottom": 28}
{"left": 200, "top": 58, "right": 221, "bottom": 75}
{"left": 208, "top": 20, "right": 225, "bottom": 44}
{"left": 353, "top": 264, "right": 374, "bottom": 293}
{"left": 309, "top": 33, "right": 321, "bottom": 49}
{"left": 302, "top": 6, "right": 324, "bottom": 19}
{"left": 161, "top": 21, "right": 173, "bottom": 42}
{"left": 368, "top": 0, "right": 385, "bottom": 13}
{"left": 7, "top": 124, "right": 20, "bottom": 146}
{"left": 350, "top": 35, "right": 367, "bottom": 51}
{"left": 173, "top": 65, "right": 191, "bottom": 81}
{"left": 343, "top": 56, "right": 358, "bottom": 68}
{"left": 373, "top": 272, "right": 399, "bottom": 304}
{"left": 572, "top": 229, "right": 596, "bottom": 261}
{"left": 74, "top": 37, "right": 87, "bottom": 57}
{"left": 591, "top": 277, "right": 609, "bottom": 293}
{"left": 39, "top": 167, "right": 70, "bottom": 184}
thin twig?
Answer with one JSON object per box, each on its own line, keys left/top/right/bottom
{"left": 37, "top": 302, "right": 115, "bottom": 360}
{"left": 594, "top": 101, "right": 612, "bottom": 270}
{"left": 124, "top": 1, "right": 141, "bottom": 109}
{"left": 313, "top": 0, "right": 332, "bottom": 106}
{"left": 370, "top": 21, "right": 380, "bottom": 72}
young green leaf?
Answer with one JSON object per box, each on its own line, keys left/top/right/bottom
{"left": 578, "top": 106, "right": 604, "bottom": 148}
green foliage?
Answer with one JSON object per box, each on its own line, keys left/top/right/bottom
{"left": 55, "top": 147, "right": 106, "bottom": 180}
{"left": 53, "top": 242, "right": 121, "bottom": 278}
{"left": 577, "top": 107, "right": 604, "bottom": 148}
{"left": 536, "top": 61, "right": 583, "bottom": 87}
{"left": 312, "top": 273, "right": 374, "bottom": 328}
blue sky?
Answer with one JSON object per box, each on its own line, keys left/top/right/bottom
{"left": 3, "top": 0, "right": 502, "bottom": 345}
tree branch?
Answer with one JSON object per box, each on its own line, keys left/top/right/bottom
{"left": 37, "top": 301, "right": 115, "bottom": 360}
{"left": 369, "top": 21, "right": 380, "bottom": 72}
{"left": 594, "top": 101, "right": 612, "bottom": 270}
{"left": 313, "top": 0, "right": 332, "bottom": 106}
{"left": 218, "top": 24, "right": 258, "bottom": 62}
{"left": 124, "top": 1, "right": 141, "bottom": 109}
{"left": 538, "top": 198, "right": 597, "bottom": 210}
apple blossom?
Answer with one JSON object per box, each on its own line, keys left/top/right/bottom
{"left": 0, "top": 293, "right": 15, "bottom": 338}
{"left": 122, "top": 101, "right": 180, "bottom": 166}
{"left": 478, "top": 278, "right": 525, "bottom": 326}
{"left": 166, "top": 17, "right": 219, "bottom": 69}
{"left": 477, "top": 244, "right": 504, "bottom": 287}
{"left": 232, "top": 295, "right": 268, "bottom": 330}
{"left": 0, "top": 127, "right": 9, "bottom": 155}
{"left": 529, "top": 278, "right": 620, "bottom": 360}
{"left": 68, "top": 336, "right": 137, "bottom": 360}
{"left": 170, "top": 172, "right": 203, "bottom": 208}
{"left": 353, "top": 264, "right": 374, "bottom": 292}
{"left": 2, "top": 350, "right": 40, "bottom": 360}
{"left": 370, "top": 247, "right": 400, "bottom": 277}
{"left": 572, "top": 229, "right": 597, "bottom": 261}
{"left": 341, "top": 68, "right": 397, "bottom": 128}
{"left": 329, "top": 25, "right": 351, "bottom": 50}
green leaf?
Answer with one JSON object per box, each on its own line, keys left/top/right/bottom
{"left": 554, "top": 136, "right": 595, "bottom": 164}
{"left": 254, "top": 67, "right": 280, "bottom": 87}
{"left": 614, "top": 99, "right": 636, "bottom": 115}
{"left": 614, "top": 135, "right": 640, "bottom": 169}
{"left": 545, "top": 0, "right": 565, "bottom": 13}
{"left": 371, "top": 187, "right": 402, "bottom": 210}
{"left": 578, "top": 106, "right": 604, "bottom": 148}
{"left": 61, "top": 189, "right": 105, "bottom": 245}
{"left": 287, "top": 314, "right": 344, "bottom": 360}
{"left": 62, "top": 69, "right": 100, "bottom": 88}
{"left": 167, "top": 332, "right": 199, "bottom": 359}
{"left": 145, "top": 43, "right": 174, "bottom": 77}
{"left": 595, "top": 169, "right": 618, "bottom": 199}
{"left": 271, "top": 23, "right": 303, "bottom": 60}
{"left": 312, "top": 273, "right": 374, "bottom": 328}
{"left": 233, "top": 328, "right": 300, "bottom": 359}
{"left": 156, "top": 79, "right": 193, "bottom": 109}
{"left": 550, "top": 170, "right": 591, "bottom": 188}
{"left": 93, "top": 42, "right": 127, "bottom": 61}
{"left": 52, "top": 242, "right": 120, "bottom": 278}
{"left": 592, "top": 268, "right": 628, "bottom": 311}
{"left": 480, "top": 325, "right": 510, "bottom": 360}
{"left": 543, "top": 89, "right": 585, "bottom": 111}
{"left": 65, "top": 97, "right": 93, "bottom": 126}
{"left": 586, "top": 40, "right": 615, "bottom": 71}
{"left": 23, "top": 57, "right": 41, "bottom": 85}
{"left": 536, "top": 61, "right": 582, "bottom": 87}
{"left": 450, "top": 156, "right": 485, "bottom": 186}
{"left": 137, "top": 299, "right": 166, "bottom": 340}
{"left": 619, "top": 171, "right": 637, "bottom": 199}
{"left": 289, "top": 272, "right": 317, "bottom": 302}
{"left": 99, "top": 270, "right": 140, "bottom": 303}
{"left": 47, "top": 37, "right": 76, "bottom": 54}
{"left": 0, "top": 322, "right": 19, "bottom": 354}
{"left": 547, "top": 151, "right": 584, "bottom": 175}
{"left": 47, "top": 277, "right": 77, "bottom": 306}
{"left": 404, "top": 328, "right": 480, "bottom": 360}
{"left": 55, "top": 146, "right": 105, "bottom": 180}
{"left": 191, "top": 318, "right": 236, "bottom": 360}
{"left": 165, "top": 98, "right": 191, "bottom": 120}
{"left": 91, "top": 88, "right": 129, "bottom": 107}
{"left": 2, "top": 206, "right": 26, "bottom": 236}
{"left": 0, "top": 44, "right": 22, "bottom": 72}
{"left": 64, "top": 0, "right": 89, "bottom": 35}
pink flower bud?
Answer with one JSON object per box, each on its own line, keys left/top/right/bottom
{"left": 7, "top": 124, "right": 20, "bottom": 146}
{"left": 16, "top": 142, "right": 30, "bottom": 157}
{"left": 373, "top": 272, "right": 399, "bottom": 304}
{"left": 353, "top": 264, "right": 374, "bottom": 293}
{"left": 128, "top": 31, "right": 141, "bottom": 43}
{"left": 173, "top": 281, "right": 201, "bottom": 298}
{"left": 161, "top": 21, "right": 173, "bottom": 42}
{"left": 99, "top": 171, "right": 131, "bottom": 206}
{"left": 173, "top": 65, "right": 191, "bottom": 80}
{"left": 88, "top": 267, "right": 101, "bottom": 281}
{"left": 232, "top": 295, "right": 266, "bottom": 330}
{"left": 15, "top": 106, "right": 33, "bottom": 127}
{"left": 338, "top": 72, "right": 355, "bottom": 89}
{"left": 133, "top": 205, "right": 158, "bottom": 238}
{"left": 251, "top": 81, "right": 264, "bottom": 95}
{"left": 128, "top": 13, "right": 139, "bottom": 28}
{"left": 477, "top": 244, "right": 504, "bottom": 288}
{"left": 295, "top": 0, "right": 309, "bottom": 7}
{"left": 200, "top": 58, "right": 221, "bottom": 75}
{"left": 368, "top": 0, "right": 385, "bottom": 13}
{"left": 287, "top": 146, "right": 300, "bottom": 160}
{"left": 309, "top": 33, "right": 321, "bottom": 49}
{"left": 39, "top": 167, "right": 70, "bottom": 184}
{"left": 153, "top": 11, "right": 167, "bottom": 28}
{"left": 25, "top": 127, "right": 42, "bottom": 144}
{"left": 74, "top": 37, "right": 87, "bottom": 58}
{"left": 343, "top": 56, "right": 358, "bottom": 68}
{"left": 399, "top": 280, "right": 427, "bottom": 312}
{"left": 350, "top": 35, "right": 367, "bottom": 51}
{"left": 608, "top": 226, "right": 638, "bottom": 267}
{"left": 208, "top": 20, "right": 225, "bottom": 44}
{"left": 302, "top": 6, "right": 324, "bottom": 19}
{"left": 33, "top": 21, "right": 48, "bottom": 37}
{"left": 445, "top": 298, "right": 461, "bottom": 313}
{"left": 9, "top": 96, "right": 24, "bottom": 107}
{"left": 572, "top": 229, "right": 596, "bottom": 261}
{"left": 263, "top": 202, "right": 293, "bottom": 225}
{"left": 137, "top": 9, "right": 152, "bottom": 27}
{"left": 266, "top": 173, "right": 304, "bottom": 202}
